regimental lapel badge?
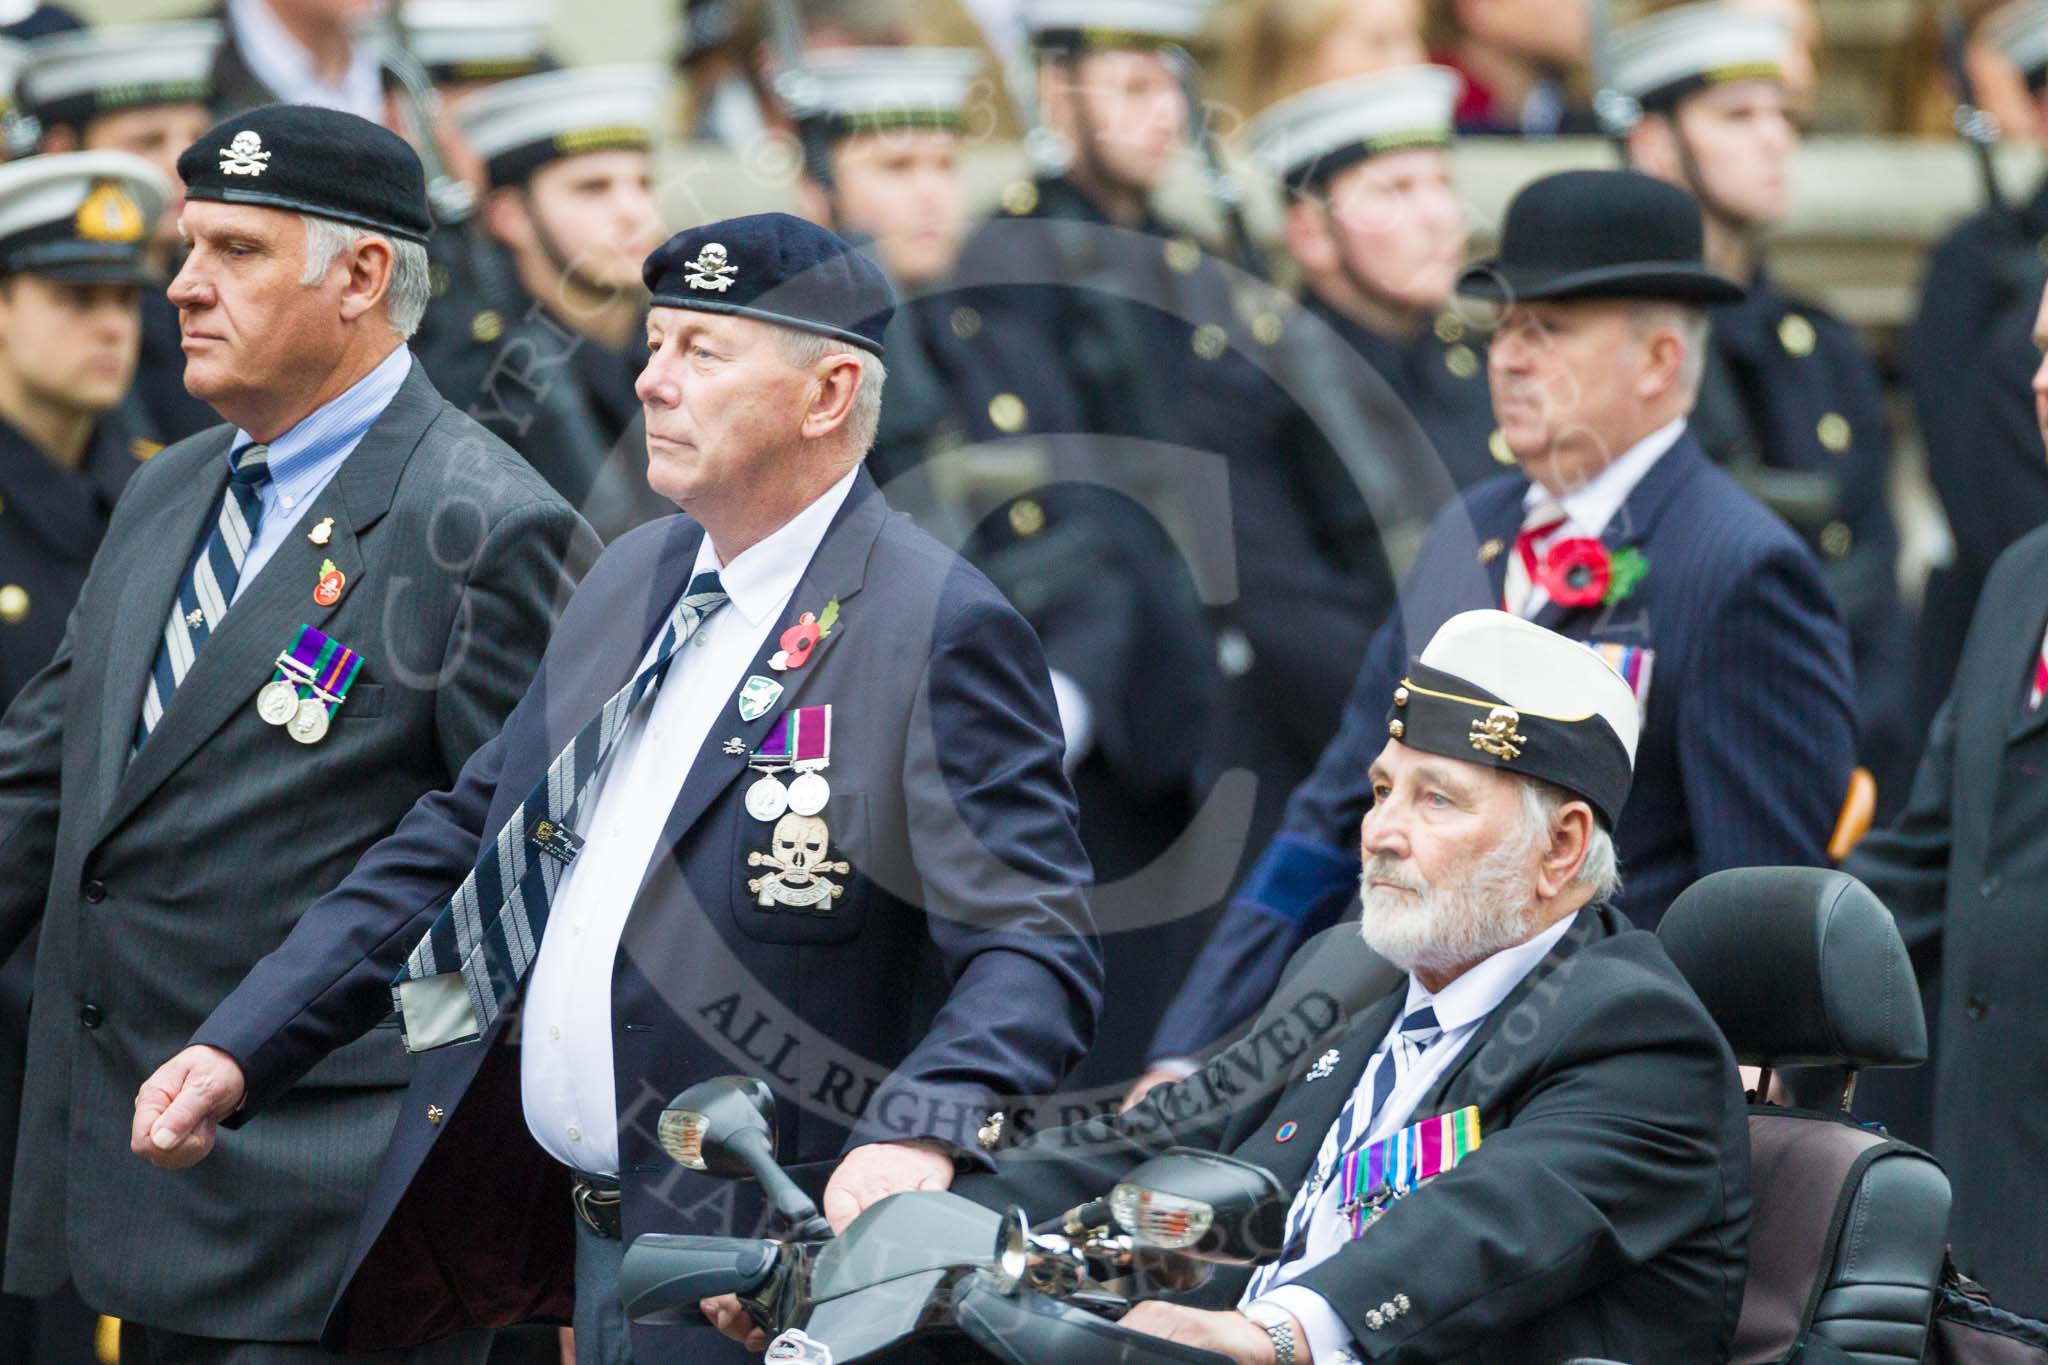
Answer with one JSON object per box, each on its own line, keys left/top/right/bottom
{"left": 744, "top": 706, "right": 847, "bottom": 912}
{"left": 256, "top": 623, "right": 363, "bottom": 745}
{"left": 1305, "top": 1049, "right": 1340, "bottom": 1082}
{"left": 723, "top": 736, "right": 747, "bottom": 756}
{"left": 737, "top": 674, "right": 783, "bottom": 722}
{"left": 770, "top": 597, "right": 839, "bottom": 672}
{"left": 307, "top": 516, "right": 334, "bottom": 546}
{"left": 1477, "top": 537, "right": 1504, "bottom": 565}
{"left": 685, "top": 241, "right": 738, "bottom": 292}
{"left": 220, "top": 129, "right": 270, "bottom": 176}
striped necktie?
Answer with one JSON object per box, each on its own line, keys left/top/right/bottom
{"left": 394, "top": 570, "right": 730, "bottom": 1049}
{"left": 1245, "top": 1005, "right": 1441, "bottom": 1300}
{"left": 134, "top": 442, "right": 272, "bottom": 749}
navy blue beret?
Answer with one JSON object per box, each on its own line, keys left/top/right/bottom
{"left": 642, "top": 213, "right": 895, "bottom": 356}
{"left": 177, "top": 104, "right": 432, "bottom": 245}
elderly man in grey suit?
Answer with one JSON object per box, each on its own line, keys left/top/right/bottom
{"left": 0, "top": 106, "right": 594, "bottom": 1362}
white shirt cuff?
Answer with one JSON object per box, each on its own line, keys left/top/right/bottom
{"left": 1146, "top": 1055, "right": 1200, "bottom": 1080}
{"left": 1048, "top": 668, "right": 1094, "bottom": 771}
{"left": 1255, "top": 1286, "right": 1356, "bottom": 1365}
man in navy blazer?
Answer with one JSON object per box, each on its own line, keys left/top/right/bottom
{"left": 1140, "top": 170, "right": 1856, "bottom": 1086}
{"left": 129, "top": 214, "right": 1103, "bottom": 1363}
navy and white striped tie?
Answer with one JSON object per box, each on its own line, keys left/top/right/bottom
{"left": 1245, "top": 1005, "right": 1442, "bottom": 1298}
{"left": 394, "top": 571, "right": 730, "bottom": 1048}
{"left": 134, "top": 442, "right": 272, "bottom": 751}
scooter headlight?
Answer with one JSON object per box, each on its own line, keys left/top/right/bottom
{"left": 657, "top": 1107, "right": 711, "bottom": 1171}
{"left": 1109, "top": 1181, "right": 1215, "bottom": 1250}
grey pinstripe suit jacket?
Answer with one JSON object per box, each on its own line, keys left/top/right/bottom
{"left": 0, "top": 359, "right": 596, "bottom": 1340}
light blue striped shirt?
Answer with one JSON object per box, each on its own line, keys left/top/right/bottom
{"left": 228, "top": 344, "right": 412, "bottom": 604}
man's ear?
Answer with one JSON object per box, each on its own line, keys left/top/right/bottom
{"left": 1626, "top": 115, "right": 1680, "bottom": 184}
{"left": 1283, "top": 196, "right": 1338, "bottom": 277}
{"left": 482, "top": 186, "right": 534, "bottom": 255}
{"left": 1533, "top": 799, "right": 1595, "bottom": 901}
{"left": 798, "top": 352, "right": 864, "bottom": 442}
{"left": 40, "top": 124, "right": 78, "bottom": 154}
{"left": 337, "top": 235, "right": 396, "bottom": 326}
{"left": 1638, "top": 323, "right": 1689, "bottom": 402}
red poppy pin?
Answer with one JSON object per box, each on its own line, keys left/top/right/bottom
{"left": 770, "top": 597, "right": 840, "bottom": 671}
{"left": 1536, "top": 540, "right": 1647, "bottom": 609}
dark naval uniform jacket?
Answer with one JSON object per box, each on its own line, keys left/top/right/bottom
{"left": 961, "top": 904, "right": 1752, "bottom": 1364}
{"left": 0, "top": 363, "right": 593, "bottom": 1341}
{"left": 1845, "top": 518, "right": 2048, "bottom": 1319}
{"left": 415, "top": 245, "right": 647, "bottom": 522}
{"left": 1696, "top": 270, "right": 1914, "bottom": 809}
{"left": 188, "top": 468, "right": 1103, "bottom": 1358}
{"left": 1152, "top": 430, "right": 1857, "bottom": 1059}
{"left": 0, "top": 399, "right": 157, "bottom": 708}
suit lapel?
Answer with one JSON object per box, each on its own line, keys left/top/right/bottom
{"left": 630, "top": 473, "right": 889, "bottom": 904}
{"left": 1235, "top": 998, "right": 1399, "bottom": 1188}
{"left": 96, "top": 366, "right": 442, "bottom": 841}
{"left": 2005, "top": 591, "right": 2048, "bottom": 744}
{"left": 1532, "top": 434, "right": 1700, "bottom": 636}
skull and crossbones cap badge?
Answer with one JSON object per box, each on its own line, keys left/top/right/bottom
{"left": 643, "top": 212, "right": 895, "bottom": 356}
{"left": 1386, "top": 610, "right": 1639, "bottom": 829}
{"left": 177, "top": 103, "right": 433, "bottom": 244}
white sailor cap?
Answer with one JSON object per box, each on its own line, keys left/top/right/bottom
{"left": 0, "top": 150, "right": 170, "bottom": 285}
{"left": 19, "top": 21, "right": 220, "bottom": 133}
{"left": 1391, "top": 610, "right": 1641, "bottom": 828}
{"left": 1024, "top": 0, "right": 1211, "bottom": 52}
{"left": 782, "top": 47, "right": 984, "bottom": 138}
{"left": 1611, "top": 2, "right": 1788, "bottom": 111}
{"left": 1988, "top": 0, "right": 2048, "bottom": 87}
{"left": 1249, "top": 65, "right": 1461, "bottom": 192}
{"left": 401, "top": 0, "right": 556, "bottom": 85}
{"left": 454, "top": 63, "right": 667, "bottom": 189}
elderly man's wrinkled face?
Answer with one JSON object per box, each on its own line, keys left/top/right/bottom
{"left": 168, "top": 201, "right": 349, "bottom": 413}
{"left": 1358, "top": 740, "right": 1545, "bottom": 977}
{"left": 1487, "top": 298, "right": 1660, "bottom": 480}
{"left": 638, "top": 308, "right": 847, "bottom": 508}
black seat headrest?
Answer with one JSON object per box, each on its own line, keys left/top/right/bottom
{"left": 1657, "top": 868, "right": 1927, "bottom": 1070}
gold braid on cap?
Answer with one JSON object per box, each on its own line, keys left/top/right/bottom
{"left": 1396, "top": 676, "right": 1599, "bottom": 763}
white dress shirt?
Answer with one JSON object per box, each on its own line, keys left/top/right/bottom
{"left": 520, "top": 467, "right": 859, "bottom": 1174}
{"left": 1250, "top": 913, "right": 1578, "bottom": 1365}
{"left": 227, "top": 0, "right": 384, "bottom": 121}
{"left": 1511, "top": 418, "right": 1686, "bottom": 619}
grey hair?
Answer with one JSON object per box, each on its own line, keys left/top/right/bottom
{"left": 773, "top": 326, "right": 888, "bottom": 456}
{"left": 1519, "top": 777, "right": 1623, "bottom": 904}
{"left": 299, "top": 214, "right": 431, "bottom": 339}
{"left": 1629, "top": 301, "right": 1710, "bottom": 400}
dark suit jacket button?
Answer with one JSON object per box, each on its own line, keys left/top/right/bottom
{"left": 79, "top": 1004, "right": 103, "bottom": 1029}
{"left": 82, "top": 880, "right": 106, "bottom": 904}
{"left": 1979, "top": 876, "right": 2001, "bottom": 898}
{"left": 1966, "top": 994, "right": 1990, "bottom": 1021}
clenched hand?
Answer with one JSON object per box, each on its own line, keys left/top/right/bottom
{"left": 132, "top": 1045, "right": 247, "bottom": 1169}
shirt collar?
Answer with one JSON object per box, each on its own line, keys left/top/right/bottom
{"left": 227, "top": 0, "right": 383, "bottom": 118}
{"left": 229, "top": 345, "right": 412, "bottom": 489}
{"left": 1402, "top": 909, "right": 1578, "bottom": 1034}
{"left": 691, "top": 465, "right": 861, "bottom": 628}
{"left": 1523, "top": 417, "right": 1686, "bottom": 536}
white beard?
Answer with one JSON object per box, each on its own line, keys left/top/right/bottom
{"left": 1358, "top": 828, "right": 1541, "bottom": 978}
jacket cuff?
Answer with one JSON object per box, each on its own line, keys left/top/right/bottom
{"left": 841, "top": 1077, "right": 1005, "bottom": 1171}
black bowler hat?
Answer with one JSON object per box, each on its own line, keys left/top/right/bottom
{"left": 177, "top": 104, "right": 432, "bottom": 244}
{"left": 1457, "top": 169, "right": 1742, "bottom": 307}
{"left": 643, "top": 213, "right": 895, "bottom": 356}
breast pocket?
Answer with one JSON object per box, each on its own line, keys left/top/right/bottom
{"left": 730, "top": 791, "right": 870, "bottom": 945}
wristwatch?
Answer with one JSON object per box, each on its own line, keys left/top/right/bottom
{"left": 1242, "top": 1302, "right": 1298, "bottom": 1365}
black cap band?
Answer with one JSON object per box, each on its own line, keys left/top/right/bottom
{"left": 484, "top": 125, "right": 652, "bottom": 189}
{"left": 1387, "top": 662, "right": 1633, "bottom": 828}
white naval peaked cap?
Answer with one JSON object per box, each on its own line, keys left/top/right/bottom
{"left": 19, "top": 21, "right": 220, "bottom": 129}
{"left": 1988, "top": 0, "right": 2048, "bottom": 83}
{"left": 1024, "top": 0, "right": 1212, "bottom": 46}
{"left": 400, "top": 0, "right": 556, "bottom": 81}
{"left": 1611, "top": 2, "right": 1789, "bottom": 108}
{"left": 1248, "top": 65, "right": 1461, "bottom": 191}
{"left": 454, "top": 63, "right": 668, "bottom": 188}
{"left": 1417, "top": 610, "right": 1642, "bottom": 764}
{"left": 0, "top": 150, "right": 170, "bottom": 284}
{"left": 781, "top": 47, "right": 984, "bottom": 130}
